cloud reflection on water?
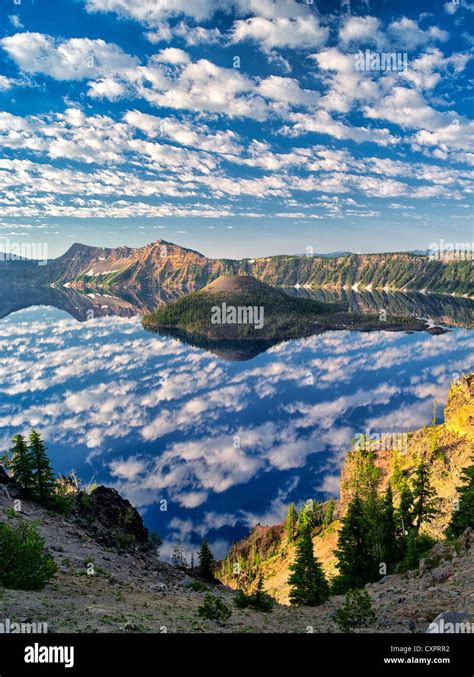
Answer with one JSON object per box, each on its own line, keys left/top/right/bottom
{"left": 0, "top": 306, "right": 472, "bottom": 558}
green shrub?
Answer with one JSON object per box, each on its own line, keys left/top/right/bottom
{"left": 335, "top": 589, "right": 376, "bottom": 632}
{"left": 197, "top": 594, "right": 231, "bottom": 622}
{"left": 189, "top": 580, "right": 209, "bottom": 593}
{"left": 47, "top": 494, "right": 74, "bottom": 514}
{"left": 398, "top": 532, "right": 436, "bottom": 572}
{"left": 234, "top": 589, "right": 250, "bottom": 609}
{"left": 234, "top": 577, "right": 273, "bottom": 612}
{"left": 112, "top": 530, "right": 135, "bottom": 551}
{"left": 79, "top": 492, "right": 91, "bottom": 510}
{"left": 0, "top": 521, "right": 57, "bottom": 590}
{"left": 149, "top": 530, "right": 162, "bottom": 552}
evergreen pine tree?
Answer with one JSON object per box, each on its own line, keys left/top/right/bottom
{"left": 391, "top": 452, "right": 404, "bottom": 492}
{"left": 411, "top": 456, "right": 438, "bottom": 533}
{"left": 333, "top": 494, "right": 379, "bottom": 593}
{"left": 397, "top": 478, "right": 414, "bottom": 535}
{"left": 296, "top": 506, "right": 306, "bottom": 534}
{"left": 286, "top": 503, "right": 298, "bottom": 542}
{"left": 431, "top": 400, "right": 438, "bottom": 426}
{"left": 324, "top": 498, "right": 335, "bottom": 525}
{"left": 379, "top": 485, "right": 398, "bottom": 570}
{"left": 288, "top": 526, "right": 329, "bottom": 606}
{"left": 429, "top": 426, "right": 440, "bottom": 459}
{"left": 446, "top": 457, "right": 474, "bottom": 539}
{"left": 198, "top": 538, "right": 216, "bottom": 581}
{"left": 9, "top": 434, "right": 34, "bottom": 491}
{"left": 249, "top": 573, "right": 273, "bottom": 611}
{"left": 28, "top": 431, "right": 55, "bottom": 502}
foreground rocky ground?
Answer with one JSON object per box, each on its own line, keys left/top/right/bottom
{"left": 1, "top": 473, "right": 472, "bottom": 634}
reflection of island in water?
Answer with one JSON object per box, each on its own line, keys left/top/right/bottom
{"left": 153, "top": 326, "right": 280, "bottom": 361}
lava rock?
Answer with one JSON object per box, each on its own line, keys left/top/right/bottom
{"left": 75, "top": 486, "right": 149, "bottom": 550}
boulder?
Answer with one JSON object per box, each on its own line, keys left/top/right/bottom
{"left": 75, "top": 486, "right": 149, "bottom": 550}
{"left": 420, "top": 562, "right": 454, "bottom": 590}
{"left": 462, "top": 527, "right": 474, "bottom": 551}
{"left": 401, "top": 619, "right": 416, "bottom": 633}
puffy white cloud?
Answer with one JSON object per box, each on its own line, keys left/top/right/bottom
{"left": 311, "top": 47, "right": 380, "bottom": 113}
{"left": 175, "top": 23, "right": 223, "bottom": 45}
{"left": 401, "top": 48, "right": 470, "bottom": 91}
{"left": 109, "top": 457, "right": 147, "bottom": 480}
{"left": 86, "top": 0, "right": 313, "bottom": 26}
{"left": 0, "top": 108, "right": 132, "bottom": 164}
{"left": 316, "top": 473, "right": 340, "bottom": 496}
{"left": 88, "top": 77, "right": 126, "bottom": 99}
{"left": 143, "top": 23, "right": 172, "bottom": 43}
{"left": 443, "top": 1, "right": 459, "bottom": 14}
{"left": 1, "top": 32, "right": 139, "bottom": 80}
{"left": 0, "top": 106, "right": 242, "bottom": 170}
{"left": 236, "top": 0, "right": 310, "bottom": 19}
{"left": 124, "top": 110, "right": 241, "bottom": 154}
{"left": 231, "top": 15, "right": 328, "bottom": 50}
{"left": 283, "top": 109, "right": 399, "bottom": 148}
{"left": 339, "top": 16, "right": 384, "bottom": 47}
{"left": 387, "top": 17, "right": 448, "bottom": 50}
{"left": 364, "top": 86, "right": 443, "bottom": 129}
{"left": 154, "top": 47, "right": 190, "bottom": 65}
{"left": 132, "top": 58, "right": 269, "bottom": 120}
{"left": 338, "top": 15, "right": 449, "bottom": 50}
{"left": 363, "top": 85, "right": 474, "bottom": 160}
{"left": 0, "top": 75, "right": 14, "bottom": 91}
{"left": 412, "top": 123, "right": 474, "bottom": 160}
{"left": 232, "top": 140, "right": 309, "bottom": 171}
{"left": 85, "top": 0, "right": 221, "bottom": 24}
{"left": 257, "top": 75, "right": 320, "bottom": 107}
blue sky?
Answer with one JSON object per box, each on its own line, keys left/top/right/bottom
{"left": 0, "top": 0, "right": 473, "bottom": 259}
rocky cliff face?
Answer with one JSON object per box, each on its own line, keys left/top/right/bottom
{"left": 45, "top": 240, "right": 237, "bottom": 292}
{"left": 340, "top": 374, "right": 473, "bottom": 540}
{"left": 218, "top": 373, "right": 474, "bottom": 604}
{"left": 5, "top": 240, "right": 473, "bottom": 296}
{"left": 75, "top": 486, "right": 150, "bottom": 550}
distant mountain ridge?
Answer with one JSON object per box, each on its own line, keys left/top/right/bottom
{"left": 2, "top": 239, "right": 472, "bottom": 296}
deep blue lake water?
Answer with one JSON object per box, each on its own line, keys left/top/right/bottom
{"left": 1, "top": 302, "right": 473, "bottom": 561}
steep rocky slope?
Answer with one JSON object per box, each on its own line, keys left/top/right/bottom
{"left": 218, "top": 373, "right": 474, "bottom": 605}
